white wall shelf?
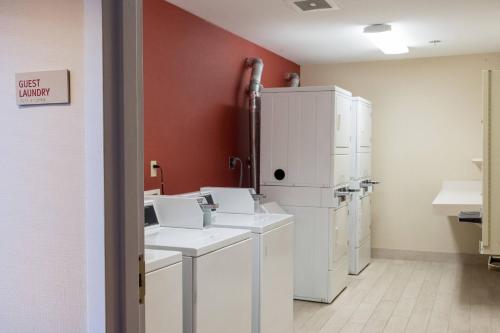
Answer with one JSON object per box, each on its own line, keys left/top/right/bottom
{"left": 472, "top": 158, "right": 483, "bottom": 169}
{"left": 432, "top": 181, "right": 482, "bottom": 217}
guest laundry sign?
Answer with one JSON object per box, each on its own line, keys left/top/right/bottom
{"left": 16, "top": 70, "right": 70, "bottom": 106}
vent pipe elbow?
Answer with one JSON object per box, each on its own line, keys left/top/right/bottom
{"left": 246, "top": 57, "right": 264, "bottom": 95}
{"left": 286, "top": 72, "right": 300, "bottom": 87}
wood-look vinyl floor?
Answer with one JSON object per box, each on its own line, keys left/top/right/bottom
{"left": 294, "top": 259, "right": 500, "bottom": 333}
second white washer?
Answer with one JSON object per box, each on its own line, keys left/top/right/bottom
{"left": 209, "top": 213, "right": 294, "bottom": 333}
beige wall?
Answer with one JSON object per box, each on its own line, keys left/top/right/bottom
{"left": 0, "top": 0, "right": 87, "bottom": 331}
{"left": 302, "top": 53, "right": 500, "bottom": 254}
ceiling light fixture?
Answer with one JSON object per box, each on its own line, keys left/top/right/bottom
{"left": 287, "top": 0, "right": 340, "bottom": 13}
{"left": 363, "top": 24, "right": 409, "bottom": 55}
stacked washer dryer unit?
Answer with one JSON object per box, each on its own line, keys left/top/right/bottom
{"left": 260, "top": 86, "right": 353, "bottom": 303}
{"left": 349, "top": 97, "right": 379, "bottom": 275}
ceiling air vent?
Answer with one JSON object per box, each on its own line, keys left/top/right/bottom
{"left": 287, "top": 0, "right": 340, "bottom": 13}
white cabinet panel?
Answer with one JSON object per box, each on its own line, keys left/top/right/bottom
{"left": 260, "top": 223, "right": 294, "bottom": 333}
{"left": 261, "top": 91, "right": 331, "bottom": 187}
{"left": 261, "top": 94, "right": 289, "bottom": 185}
{"left": 292, "top": 92, "right": 331, "bottom": 185}
{"left": 194, "top": 240, "right": 252, "bottom": 333}
{"left": 333, "top": 92, "right": 352, "bottom": 155}
{"left": 282, "top": 206, "right": 330, "bottom": 302}
{"left": 145, "top": 263, "right": 183, "bottom": 333}
{"left": 327, "top": 254, "right": 348, "bottom": 301}
{"left": 357, "top": 236, "right": 371, "bottom": 271}
{"left": 281, "top": 204, "right": 348, "bottom": 303}
{"left": 261, "top": 185, "right": 323, "bottom": 207}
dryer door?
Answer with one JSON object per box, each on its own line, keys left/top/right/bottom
{"left": 333, "top": 92, "right": 352, "bottom": 154}
{"left": 357, "top": 101, "right": 372, "bottom": 153}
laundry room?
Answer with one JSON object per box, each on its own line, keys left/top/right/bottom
{"left": 140, "top": 0, "right": 500, "bottom": 332}
{"left": 2, "top": 0, "right": 500, "bottom": 332}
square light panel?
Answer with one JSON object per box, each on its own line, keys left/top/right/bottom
{"left": 286, "top": 0, "right": 340, "bottom": 13}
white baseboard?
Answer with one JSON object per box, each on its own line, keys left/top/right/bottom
{"left": 372, "top": 248, "right": 488, "bottom": 265}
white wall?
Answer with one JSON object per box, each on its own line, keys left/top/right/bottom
{"left": 84, "top": 0, "right": 105, "bottom": 331}
{"left": 0, "top": 0, "right": 87, "bottom": 332}
{"left": 302, "top": 53, "right": 500, "bottom": 254}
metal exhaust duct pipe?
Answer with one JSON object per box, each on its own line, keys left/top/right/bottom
{"left": 286, "top": 72, "right": 300, "bottom": 87}
{"left": 245, "top": 57, "right": 264, "bottom": 194}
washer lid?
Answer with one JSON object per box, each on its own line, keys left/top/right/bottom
{"left": 144, "top": 227, "right": 251, "bottom": 257}
{"left": 145, "top": 249, "right": 182, "bottom": 273}
{"left": 210, "top": 213, "right": 294, "bottom": 234}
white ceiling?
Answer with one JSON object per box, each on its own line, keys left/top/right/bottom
{"left": 166, "top": 0, "right": 500, "bottom": 64}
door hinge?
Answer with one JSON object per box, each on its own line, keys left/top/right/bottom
{"left": 139, "top": 254, "right": 146, "bottom": 304}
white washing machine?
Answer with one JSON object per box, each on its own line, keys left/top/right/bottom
{"left": 145, "top": 226, "right": 253, "bottom": 333}
{"left": 209, "top": 212, "right": 294, "bottom": 333}
{"left": 145, "top": 249, "right": 183, "bottom": 333}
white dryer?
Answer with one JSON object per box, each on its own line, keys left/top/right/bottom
{"left": 209, "top": 212, "right": 294, "bottom": 333}
{"left": 349, "top": 97, "right": 379, "bottom": 275}
{"left": 145, "top": 226, "right": 252, "bottom": 333}
{"left": 145, "top": 249, "right": 183, "bottom": 333}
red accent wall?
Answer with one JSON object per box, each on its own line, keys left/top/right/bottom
{"left": 144, "top": 0, "right": 300, "bottom": 194}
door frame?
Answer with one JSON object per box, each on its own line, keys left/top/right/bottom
{"left": 95, "top": 0, "right": 145, "bottom": 332}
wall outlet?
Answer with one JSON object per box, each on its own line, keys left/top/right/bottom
{"left": 229, "top": 156, "right": 237, "bottom": 170}
{"left": 150, "top": 160, "right": 158, "bottom": 177}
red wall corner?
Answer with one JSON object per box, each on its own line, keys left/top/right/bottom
{"left": 144, "top": 0, "right": 300, "bottom": 194}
